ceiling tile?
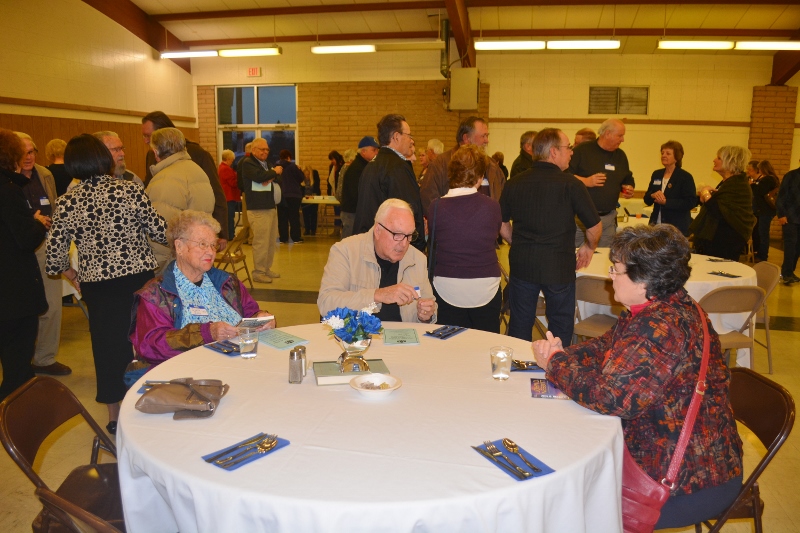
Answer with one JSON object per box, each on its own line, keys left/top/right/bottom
{"left": 362, "top": 12, "right": 402, "bottom": 34}
{"left": 735, "top": 6, "right": 788, "bottom": 30}
{"left": 129, "top": 0, "right": 171, "bottom": 15}
{"left": 631, "top": 5, "right": 672, "bottom": 29}
{"left": 667, "top": 5, "right": 712, "bottom": 29}
{"left": 470, "top": 7, "right": 500, "bottom": 32}
{"left": 499, "top": 7, "right": 534, "bottom": 30}
{"left": 699, "top": 5, "right": 750, "bottom": 29}
{"left": 599, "top": 5, "right": 638, "bottom": 29}
{"left": 621, "top": 36, "right": 657, "bottom": 54}
{"left": 530, "top": 6, "right": 568, "bottom": 30}
{"left": 768, "top": 6, "right": 800, "bottom": 30}
{"left": 328, "top": 14, "right": 371, "bottom": 34}
{"left": 564, "top": 6, "right": 605, "bottom": 29}
{"left": 393, "top": 11, "right": 436, "bottom": 33}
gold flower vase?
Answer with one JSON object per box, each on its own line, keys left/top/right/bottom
{"left": 336, "top": 336, "right": 372, "bottom": 372}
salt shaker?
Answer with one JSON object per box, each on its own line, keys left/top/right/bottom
{"left": 297, "top": 345, "right": 307, "bottom": 377}
{"left": 289, "top": 348, "right": 304, "bottom": 384}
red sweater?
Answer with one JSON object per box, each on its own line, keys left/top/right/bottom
{"left": 218, "top": 162, "right": 240, "bottom": 202}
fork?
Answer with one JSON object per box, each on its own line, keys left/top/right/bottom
{"left": 484, "top": 441, "right": 531, "bottom": 478}
{"left": 219, "top": 437, "right": 279, "bottom": 468}
{"left": 214, "top": 434, "right": 276, "bottom": 464}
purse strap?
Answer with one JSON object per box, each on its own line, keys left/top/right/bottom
{"left": 660, "top": 300, "right": 711, "bottom": 488}
{"left": 427, "top": 198, "right": 439, "bottom": 283}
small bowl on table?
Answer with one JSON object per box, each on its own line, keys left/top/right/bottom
{"left": 349, "top": 374, "right": 402, "bottom": 398}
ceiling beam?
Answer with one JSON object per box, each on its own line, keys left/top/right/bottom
{"left": 152, "top": 2, "right": 445, "bottom": 22}
{"left": 473, "top": 28, "right": 798, "bottom": 38}
{"left": 770, "top": 29, "right": 800, "bottom": 85}
{"left": 81, "top": 0, "right": 191, "bottom": 73}
{"left": 468, "top": 0, "right": 797, "bottom": 5}
{"left": 186, "top": 32, "right": 439, "bottom": 48}
{"left": 445, "top": 0, "right": 475, "bottom": 67}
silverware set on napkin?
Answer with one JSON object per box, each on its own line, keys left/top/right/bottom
{"left": 425, "top": 325, "right": 466, "bottom": 339}
{"left": 708, "top": 270, "right": 741, "bottom": 278}
{"left": 206, "top": 434, "right": 278, "bottom": 469}
{"left": 472, "top": 438, "right": 541, "bottom": 480}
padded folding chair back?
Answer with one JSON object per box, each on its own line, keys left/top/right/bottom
{"left": 575, "top": 276, "right": 617, "bottom": 309}
{"left": 36, "top": 488, "right": 124, "bottom": 533}
{"left": 697, "top": 286, "right": 764, "bottom": 329}
{"left": 0, "top": 377, "right": 113, "bottom": 488}
{"left": 215, "top": 229, "right": 253, "bottom": 290}
{"left": 753, "top": 261, "right": 779, "bottom": 374}
{"left": 697, "top": 368, "right": 795, "bottom": 533}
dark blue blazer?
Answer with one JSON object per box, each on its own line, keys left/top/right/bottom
{"left": 643, "top": 166, "right": 697, "bottom": 235}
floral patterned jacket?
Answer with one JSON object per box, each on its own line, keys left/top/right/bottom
{"left": 547, "top": 288, "right": 743, "bottom": 495}
{"left": 130, "top": 261, "right": 260, "bottom": 365}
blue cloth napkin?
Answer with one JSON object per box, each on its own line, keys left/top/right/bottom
{"left": 510, "top": 362, "right": 545, "bottom": 373}
{"left": 474, "top": 439, "right": 553, "bottom": 480}
{"left": 423, "top": 325, "right": 467, "bottom": 340}
{"left": 202, "top": 434, "right": 290, "bottom": 471}
{"left": 205, "top": 340, "right": 240, "bottom": 356}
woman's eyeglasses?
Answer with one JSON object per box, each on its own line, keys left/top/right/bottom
{"left": 608, "top": 265, "right": 628, "bottom": 277}
{"left": 377, "top": 222, "right": 418, "bottom": 243}
{"left": 181, "top": 239, "right": 218, "bottom": 251}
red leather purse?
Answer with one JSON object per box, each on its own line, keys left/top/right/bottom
{"left": 621, "top": 301, "right": 711, "bottom": 533}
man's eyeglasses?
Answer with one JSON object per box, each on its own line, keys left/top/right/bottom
{"left": 25, "top": 149, "right": 39, "bottom": 157}
{"left": 397, "top": 131, "right": 414, "bottom": 141}
{"left": 608, "top": 265, "right": 628, "bottom": 277}
{"left": 181, "top": 238, "right": 218, "bottom": 251}
{"left": 109, "top": 146, "right": 125, "bottom": 153}
{"left": 378, "top": 222, "right": 418, "bottom": 243}
{"left": 558, "top": 144, "right": 574, "bottom": 151}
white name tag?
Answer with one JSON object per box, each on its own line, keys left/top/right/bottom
{"left": 188, "top": 305, "right": 209, "bottom": 316}
{"left": 604, "top": 164, "right": 615, "bottom": 171}
{"left": 653, "top": 180, "right": 662, "bottom": 186}
{"left": 481, "top": 178, "right": 489, "bottom": 186}
{"left": 40, "top": 196, "right": 50, "bottom": 205}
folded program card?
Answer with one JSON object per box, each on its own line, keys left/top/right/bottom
{"left": 383, "top": 329, "right": 420, "bottom": 346}
{"left": 258, "top": 330, "right": 309, "bottom": 350}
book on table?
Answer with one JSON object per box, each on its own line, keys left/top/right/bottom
{"left": 312, "top": 359, "right": 390, "bottom": 385}
{"left": 530, "top": 378, "right": 570, "bottom": 400}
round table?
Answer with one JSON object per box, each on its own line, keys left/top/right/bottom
{"left": 118, "top": 323, "right": 623, "bottom": 533}
{"left": 578, "top": 248, "right": 757, "bottom": 367}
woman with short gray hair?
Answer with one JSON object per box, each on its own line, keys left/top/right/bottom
{"left": 146, "top": 128, "right": 216, "bottom": 272}
{"left": 689, "top": 145, "right": 755, "bottom": 260}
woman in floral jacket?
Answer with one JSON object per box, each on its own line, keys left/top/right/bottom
{"left": 532, "top": 224, "right": 742, "bottom": 529}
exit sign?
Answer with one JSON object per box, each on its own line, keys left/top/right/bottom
{"left": 247, "top": 67, "right": 261, "bottom": 77}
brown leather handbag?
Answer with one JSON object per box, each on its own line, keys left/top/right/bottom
{"left": 135, "top": 378, "right": 230, "bottom": 420}
{"left": 621, "top": 301, "right": 711, "bottom": 533}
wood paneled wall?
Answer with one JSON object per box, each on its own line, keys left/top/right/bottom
{"left": 0, "top": 113, "right": 199, "bottom": 180}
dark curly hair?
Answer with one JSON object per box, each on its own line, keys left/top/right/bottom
{"left": 0, "top": 128, "right": 25, "bottom": 172}
{"left": 609, "top": 224, "right": 691, "bottom": 300}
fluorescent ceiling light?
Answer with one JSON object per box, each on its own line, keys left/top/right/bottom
{"left": 161, "top": 50, "right": 218, "bottom": 59}
{"left": 474, "top": 41, "right": 546, "bottom": 51}
{"left": 311, "top": 45, "right": 376, "bottom": 54}
{"left": 219, "top": 46, "right": 282, "bottom": 57}
{"left": 375, "top": 42, "right": 446, "bottom": 52}
{"left": 547, "top": 40, "right": 620, "bottom": 50}
{"left": 658, "top": 41, "right": 734, "bottom": 50}
{"left": 735, "top": 41, "right": 800, "bottom": 51}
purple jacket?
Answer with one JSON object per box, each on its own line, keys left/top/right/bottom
{"left": 130, "top": 262, "right": 260, "bottom": 365}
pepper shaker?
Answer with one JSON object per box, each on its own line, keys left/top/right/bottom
{"left": 289, "top": 348, "right": 304, "bottom": 384}
{"left": 297, "top": 345, "right": 307, "bottom": 377}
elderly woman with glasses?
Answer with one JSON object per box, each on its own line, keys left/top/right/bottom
{"left": 427, "top": 145, "right": 502, "bottom": 332}
{"left": 689, "top": 145, "right": 755, "bottom": 260}
{"left": 532, "top": 225, "right": 743, "bottom": 529}
{"left": 46, "top": 134, "right": 168, "bottom": 434}
{"left": 147, "top": 127, "right": 216, "bottom": 273}
{"left": 131, "top": 210, "right": 275, "bottom": 367}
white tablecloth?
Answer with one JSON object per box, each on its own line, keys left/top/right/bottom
{"left": 578, "top": 249, "right": 757, "bottom": 367}
{"left": 118, "top": 323, "right": 623, "bottom": 533}
{"left": 301, "top": 195, "right": 340, "bottom": 205}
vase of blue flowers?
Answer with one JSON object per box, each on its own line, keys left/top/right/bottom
{"left": 321, "top": 305, "right": 383, "bottom": 372}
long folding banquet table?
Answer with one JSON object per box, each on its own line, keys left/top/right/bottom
{"left": 118, "top": 323, "right": 623, "bottom": 533}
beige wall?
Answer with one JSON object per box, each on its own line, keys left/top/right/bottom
{"left": 0, "top": 0, "right": 195, "bottom": 122}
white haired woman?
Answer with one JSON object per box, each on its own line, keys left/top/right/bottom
{"left": 690, "top": 146, "right": 755, "bottom": 260}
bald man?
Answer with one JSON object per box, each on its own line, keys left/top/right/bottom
{"left": 568, "top": 118, "right": 635, "bottom": 247}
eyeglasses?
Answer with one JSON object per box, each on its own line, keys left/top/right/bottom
{"left": 378, "top": 222, "right": 418, "bottom": 243}
{"left": 181, "top": 238, "right": 218, "bottom": 252}
{"left": 25, "top": 149, "right": 39, "bottom": 156}
{"left": 397, "top": 131, "right": 414, "bottom": 141}
{"left": 558, "top": 145, "right": 574, "bottom": 151}
{"left": 109, "top": 146, "right": 125, "bottom": 153}
{"left": 608, "top": 265, "right": 628, "bottom": 277}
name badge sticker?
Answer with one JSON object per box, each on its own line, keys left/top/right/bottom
{"left": 604, "top": 164, "right": 615, "bottom": 171}
{"left": 40, "top": 196, "right": 50, "bottom": 206}
{"left": 481, "top": 178, "right": 489, "bottom": 186}
{"left": 188, "top": 305, "right": 209, "bottom": 316}
{"left": 652, "top": 180, "right": 662, "bottom": 186}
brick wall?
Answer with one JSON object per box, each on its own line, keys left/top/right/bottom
{"left": 197, "top": 85, "right": 218, "bottom": 163}
{"left": 748, "top": 85, "right": 799, "bottom": 238}
{"left": 296, "top": 80, "right": 491, "bottom": 175}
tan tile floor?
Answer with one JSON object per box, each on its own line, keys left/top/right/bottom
{"left": 1, "top": 232, "right": 799, "bottom": 532}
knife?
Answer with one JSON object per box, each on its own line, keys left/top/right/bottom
{"left": 471, "top": 446, "right": 525, "bottom": 480}
{"left": 439, "top": 327, "right": 465, "bottom": 340}
{"left": 205, "top": 433, "right": 266, "bottom": 463}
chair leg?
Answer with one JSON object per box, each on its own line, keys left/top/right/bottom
{"left": 694, "top": 524, "right": 703, "bottom": 533}
{"left": 764, "top": 310, "right": 773, "bottom": 375}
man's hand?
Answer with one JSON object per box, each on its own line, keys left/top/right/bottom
{"left": 217, "top": 238, "right": 228, "bottom": 251}
{"left": 210, "top": 321, "right": 239, "bottom": 341}
{"left": 34, "top": 209, "right": 52, "bottom": 230}
{"left": 651, "top": 190, "right": 666, "bottom": 205}
{"left": 580, "top": 173, "right": 607, "bottom": 187}
{"left": 374, "top": 283, "right": 419, "bottom": 306}
{"left": 274, "top": 166, "right": 283, "bottom": 175}
{"left": 779, "top": 216, "right": 788, "bottom": 225}
{"left": 575, "top": 243, "right": 594, "bottom": 270}
{"left": 416, "top": 298, "right": 435, "bottom": 322}
{"left": 621, "top": 185, "right": 634, "bottom": 199}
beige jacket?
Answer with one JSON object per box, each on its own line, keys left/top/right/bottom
{"left": 317, "top": 229, "right": 436, "bottom": 323}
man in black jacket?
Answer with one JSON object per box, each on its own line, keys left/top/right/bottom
{"left": 141, "top": 111, "right": 229, "bottom": 249}
{"left": 353, "top": 114, "right": 425, "bottom": 251}
{"left": 340, "top": 136, "right": 379, "bottom": 239}
{"left": 509, "top": 130, "right": 536, "bottom": 178}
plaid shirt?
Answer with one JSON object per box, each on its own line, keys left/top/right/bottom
{"left": 777, "top": 166, "right": 800, "bottom": 223}
{"left": 547, "top": 289, "right": 742, "bottom": 495}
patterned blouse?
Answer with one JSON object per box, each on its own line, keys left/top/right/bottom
{"left": 547, "top": 288, "right": 743, "bottom": 495}
{"left": 46, "top": 175, "right": 168, "bottom": 282}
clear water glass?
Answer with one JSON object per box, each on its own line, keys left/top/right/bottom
{"left": 238, "top": 326, "right": 259, "bottom": 359}
{"left": 490, "top": 346, "right": 513, "bottom": 380}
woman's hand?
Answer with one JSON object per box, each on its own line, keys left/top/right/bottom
{"left": 253, "top": 311, "right": 276, "bottom": 332}
{"left": 34, "top": 210, "right": 52, "bottom": 230}
{"left": 531, "top": 331, "right": 563, "bottom": 369}
{"left": 63, "top": 267, "right": 80, "bottom": 293}
{"left": 651, "top": 191, "right": 667, "bottom": 205}
{"left": 210, "top": 321, "right": 239, "bottom": 341}
{"left": 698, "top": 186, "right": 713, "bottom": 204}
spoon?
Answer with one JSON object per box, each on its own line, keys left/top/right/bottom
{"left": 502, "top": 438, "right": 541, "bottom": 473}
{"left": 219, "top": 438, "right": 278, "bottom": 468}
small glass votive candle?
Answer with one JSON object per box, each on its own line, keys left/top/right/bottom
{"left": 490, "top": 346, "right": 513, "bottom": 380}
{"left": 238, "top": 326, "right": 259, "bottom": 359}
